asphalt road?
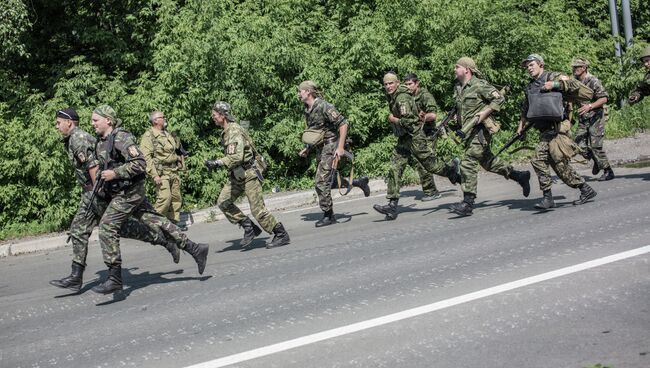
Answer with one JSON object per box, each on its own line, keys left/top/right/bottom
{"left": 1, "top": 166, "right": 649, "bottom": 368}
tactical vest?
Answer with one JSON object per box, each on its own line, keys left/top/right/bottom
{"left": 99, "top": 128, "right": 145, "bottom": 194}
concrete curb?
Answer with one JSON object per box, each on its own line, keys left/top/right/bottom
{"left": 1, "top": 179, "right": 388, "bottom": 258}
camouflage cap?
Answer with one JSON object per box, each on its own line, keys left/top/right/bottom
{"left": 456, "top": 57, "right": 481, "bottom": 77}
{"left": 571, "top": 58, "right": 589, "bottom": 68}
{"left": 212, "top": 101, "right": 235, "bottom": 121}
{"left": 93, "top": 104, "right": 122, "bottom": 127}
{"left": 641, "top": 45, "right": 650, "bottom": 60}
{"left": 522, "top": 53, "right": 544, "bottom": 67}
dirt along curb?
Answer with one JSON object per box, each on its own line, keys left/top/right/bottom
{"left": 2, "top": 132, "right": 649, "bottom": 258}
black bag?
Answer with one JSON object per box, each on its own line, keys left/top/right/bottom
{"left": 526, "top": 80, "right": 563, "bottom": 124}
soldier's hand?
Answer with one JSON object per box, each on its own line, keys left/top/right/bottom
{"left": 388, "top": 114, "right": 399, "bottom": 124}
{"left": 153, "top": 176, "right": 162, "bottom": 186}
{"left": 541, "top": 81, "right": 555, "bottom": 91}
{"left": 628, "top": 94, "right": 640, "bottom": 105}
{"left": 577, "top": 104, "right": 591, "bottom": 116}
{"left": 204, "top": 159, "right": 224, "bottom": 170}
{"left": 298, "top": 148, "right": 309, "bottom": 158}
{"left": 101, "top": 170, "right": 117, "bottom": 182}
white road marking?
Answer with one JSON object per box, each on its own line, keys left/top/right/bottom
{"left": 282, "top": 193, "right": 385, "bottom": 214}
{"left": 185, "top": 245, "right": 650, "bottom": 368}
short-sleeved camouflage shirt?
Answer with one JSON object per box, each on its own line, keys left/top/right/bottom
{"left": 64, "top": 126, "right": 99, "bottom": 187}
{"left": 304, "top": 98, "right": 349, "bottom": 140}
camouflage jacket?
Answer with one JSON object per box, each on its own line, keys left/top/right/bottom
{"left": 63, "top": 126, "right": 99, "bottom": 187}
{"left": 413, "top": 87, "right": 438, "bottom": 120}
{"left": 140, "top": 127, "right": 182, "bottom": 178}
{"left": 387, "top": 84, "right": 420, "bottom": 135}
{"left": 220, "top": 122, "right": 255, "bottom": 170}
{"left": 576, "top": 73, "right": 608, "bottom": 121}
{"left": 454, "top": 75, "right": 504, "bottom": 130}
{"left": 95, "top": 128, "right": 146, "bottom": 182}
{"left": 629, "top": 71, "right": 650, "bottom": 103}
{"left": 304, "top": 98, "right": 348, "bottom": 140}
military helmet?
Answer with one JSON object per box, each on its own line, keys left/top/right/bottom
{"left": 641, "top": 45, "right": 650, "bottom": 60}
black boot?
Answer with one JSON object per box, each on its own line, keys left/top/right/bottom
{"left": 315, "top": 209, "right": 337, "bottom": 227}
{"left": 509, "top": 170, "right": 531, "bottom": 197}
{"left": 534, "top": 190, "right": 556, "bottom": 210}
{"left": 352, "top": 176, "right": 371, "bottom": 197}
{"left": 184, "top": 239, "right": 209, "bottom": 274}
{"left": 573, "top": 183, "right": 597, "bottom": 205}
{"left": 373, "top": 199, "right": 398, "bottom": 220}
{"left": 49, "top": 262, "right": 84, "bottom": 292}
{"left": 448, "top": 158, "right": 462, "bottom": 185}
{"left": 91, "top": 265, "right": 123, "bottom": 294}
{"left": 598, "top": 167, "right": 614, "bottom": 181}
{"left": 592, "top": 159, "right": 601, "bottom": 175}
{"left": 239, "top": 217, "right": 262, "bottom": 247}
{"left": 267, "top": 223, "right": 290, "bottom": 249}
{"left": 450, "top": 193, "right": 475, "bottom": 216}
{"left": 162, "top": 240, "right": 180, "bottom": 264}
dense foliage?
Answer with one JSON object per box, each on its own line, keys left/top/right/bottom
{"left": 1, "top": 0, "right": 648, "bottom": 239}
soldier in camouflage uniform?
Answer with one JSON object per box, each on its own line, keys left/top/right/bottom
{"left": 90, "top": 105, "right": 208, "bottom": 294}
{"left": 205, "top": 101, "right": 290, "bottom": 249}
{"left": 403, "top": 73, "right": 442, "bottom": 201}
{"left": 628, "top": 45, "right": 650, "bottom": 105}
{"left": 518, "top": 54, "right": 597, "bottom": 210}
{"left": 373, "top": 72, "right": 461, "bottom": 220}
{"left": 140, "top": 110, "right": 187, "bottom": 228}
{"left": 448, "top": 57, "right": 531, "bottom": 216}
{"left": 297, "top": 80, "right": 370, "bottom": 227}
{"left": 49, "top": 108, "right": 187, "bottom": 293}
{"left": 571, "top": 58, "right": 614, "bottom": 181}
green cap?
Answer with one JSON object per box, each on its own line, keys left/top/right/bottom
{"left": 571, "top": 57, "right": 589, "bottom": 67}
{"left": 641, "top": 45, "right": 650, "bottom": 60}
{"left": 522, "top": 53, "right": 544, "bottom": 67}
{"left": 93, "top": 104, "right": 122, "bottom": 127}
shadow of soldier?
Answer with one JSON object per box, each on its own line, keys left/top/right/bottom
{"left": 300, "top": 211, "right": 368, "bottom": 224}
{"left": 94, "top": 267, "right": 211, "bottom": 306}
{"left": 217, "top": 237, "right": 271, "bottom": 253}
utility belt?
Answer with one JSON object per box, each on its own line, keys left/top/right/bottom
{"left": 241, "top": 159, "right": 256, "bottom": 170}
{"left": 318, "top": 136, "right": 338, "bottom": 147}
{"left": 104, "top": 173, "right": 145, "bottom": 195}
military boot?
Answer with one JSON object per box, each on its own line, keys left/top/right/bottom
{"left": 508, "top": 170, "right": 531, "bottom": 197}
{"left": 315, "top": 209, "right": 337, "bottom": 228}
{"left": 534, "top": 190, "right": 556, "bottom": 210}
{"left": 239, "top": 217, "right": 262, "bottom": 247}
{"left": 598, "top": 167, "right": 614, "bottom": 181}
{"left": 373, "top": 199, "right": 398, "bottom": 220}
{"left": 421, "top": 190, "right": 442, "bottom": 202}
{"left": 91, "top": 265, "right": 123, "bottom": 294}
{"left": 162, "top": 240, "right": 181, "bottom": 264}
{"left": 573, "top": 183, "right": 597, "bottom": 205}
{"left": 448, "top": 158, "right": 462, "bottom": 185}
{"left": 49, "top": 262, "right": 84, "bottom": 292}
{"left": 450, "top": 193, "right": 475, "bottom": 216}
{"left": 267, "top": 223, "right": 290, "bottom": 249}
{"left": 592, "top": 160, "right": 601, "bottom": 175}
{"left": 184, "top": 239, "right": 209, "bottom": 274}
{"left": 352, "top": 176, "right": 371, "bottom": 197}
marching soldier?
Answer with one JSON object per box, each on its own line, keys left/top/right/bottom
{"left": 140, "top": 111, "right": 188, "bottom": 229}
{"left": 448, "top": 57, "right": 531, "bottom": 216}
{"left": 518, "top": 54, "right": 597, "bottom": 210}
{"left": 205, "top": 102, "right": 290, "bottom": 249}
{"left": 373, "top": 72, "right": 461, "bottom": 220}
{"left": 571, "top": 58, "right": 614, "bottom": 181}
{"left": 403, "top": 73, "right": 442, "bottom": 201}
{"left": 90, "top": 105, "right": 208, "bottom": 294}
{"left": 297, "top": 80, "right": 370, "bottom": 227}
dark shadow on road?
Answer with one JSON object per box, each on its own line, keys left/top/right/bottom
{"left": 610, "top": 172, "right": 650, "bottom": 181}
{"left": 300, "top": 211, "right": 368, "bottom": 224}
{"left": 217, "top": 237, "right": 271, "bottom": 253}
{"left": 94, "top": 267, "right": 211, "bottom": 306}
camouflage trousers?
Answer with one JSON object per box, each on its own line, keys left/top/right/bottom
{"left": 154, "top": 171, "right": 182, "bottom": 222}
{"left": 387, "top": 131, "right": 450, "bottom": 200}
{"left": 575, "top": 111, "right": 611, "bottom": 170}
{"left": 314, "top": 141, "right": 337, "bottom": 212}
{"left": 97, "top": 182, "right": 188, "bottom": 267}
{"left": 411, "top": 136, "right": 438, "bottom": 196}
{"left": 218, "top": 169, "right": 278, "bottom": 233}
{"left": 532, "top": 130, "right": 585, "bottom": 191}
{"left": 461, "top": 132, "right": 512, "bottom": 196}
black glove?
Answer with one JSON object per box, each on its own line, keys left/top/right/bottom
{"left": 204, "top": 159, "right": 224, "bottom": 170}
